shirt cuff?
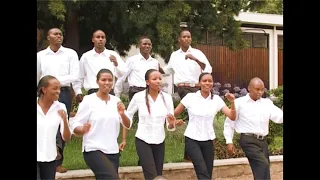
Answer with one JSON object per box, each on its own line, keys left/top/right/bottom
{"left": 226, "top": 138, "right": 233, "bottom": 144}
{"left": 74, "top": 88, "right": 83, "bottom": 96}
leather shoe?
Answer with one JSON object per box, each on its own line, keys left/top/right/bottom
{"left": 56, "top": 165, "right": 68, "bottom": 173}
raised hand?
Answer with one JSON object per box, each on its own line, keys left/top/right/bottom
{"left": 58, "top": 110, "right": 67, "bottom": 121}
{"left": 225, "top": 92, "right": 235, "bottom": 103}
{"left": 110, "top": 55, "right": 118, "bottom": 66}
{"left": 185, "top": 54, "right": 196, "bottom": 61}
{"left": 83, "top": 120, "right": 91, "bottom": 134}
{"left": 117, "top": 102, "right": 126, "bottom": 115}
{"left": 167, "top": 114, "right": 176, "bottom": 125}
{"left": 175, "top": 119, "right": 185, "bottom": 126}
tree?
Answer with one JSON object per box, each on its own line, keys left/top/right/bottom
{"left": 253, "top": 0, "right": 283, "bottom": 15}
{"left": 37, "top": 0, "right": 268, "bottom": 59}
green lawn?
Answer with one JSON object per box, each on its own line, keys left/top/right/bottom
{"left": 62, "top": 115, "right": 283, "bottom": 170}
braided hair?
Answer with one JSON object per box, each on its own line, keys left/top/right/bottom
{"left": 198, "top": 72, "right": 214, "bottom": 99}
{"left": 145, "top": 69, "right": 159, "bottom": 115}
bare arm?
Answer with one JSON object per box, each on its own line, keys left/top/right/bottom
{"left": 174, "top": 103, "right": 185, "bottom": 117}
{"left": 119, "top": 113, "right": 131, "bottom": 129}
{"left": 122, "top": 128, "right": 128, "bottom": 142}
{"left": 185, "top": 54, "right": 206, "bottom": 70}
{"left": 221, "top": 101, "right": 236, "bottom": 120}
{"left": 158, "top": 64, "right": 166, "bottom": 74}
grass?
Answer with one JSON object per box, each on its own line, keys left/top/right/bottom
{"left": 63, "top": 122, "right": 186, "bottom": 170}
{"left": 62, "top": 115, "right": 283, "bottom": 170}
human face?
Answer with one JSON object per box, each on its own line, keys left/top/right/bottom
{"left": 248, "top": 82, "right": 265, "bottom": 100}
{"left": 92, "top": 30, "right": 106, "bottom": 49}
{"left": 47, "top": 28, "right": 63, "bottom": 46}
{"left": 146, "top": 71, "right": 162, "bottom": 92}
{"left": 139, "top": 38, "right": 152, "bottom": 55}
{"left": 42, "top": 78, "right": 61, "bottom": 101}
{"left": 96, "top": 72, "right": 113, "bottom": 93}
{"left": 179, "top": 30, "right": 192, "bottom": 48}
{"left": 199, "top": 74, "right": 213, "bottom": 93}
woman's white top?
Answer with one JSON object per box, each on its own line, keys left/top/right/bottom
{"left": 37, "top": 99, "right": 68, "bottom": 162}
{"left": 181, "top": 90, "right": 226, "bottom": 141}
{"left": 126, "top": 90, "right": 175, "bottom": 144}
{"left": 70, "top": 93, "right": 132, "bottom": 154}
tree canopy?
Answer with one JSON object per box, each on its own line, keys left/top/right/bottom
{"left": 37, "top": 0, "right": 280, "bottom": 60}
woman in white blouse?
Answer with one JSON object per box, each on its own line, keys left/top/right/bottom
{"left": 174, "top": 72, "right": 236, "bottom": 180}
{"left": 37, "top": 75, "right": 71, "bottom": 180}
{"left": 70, "top": 69, "right": 132, "bottom": 180}
{"left": 126, "top": 69, "right": 176, "bottom": 180}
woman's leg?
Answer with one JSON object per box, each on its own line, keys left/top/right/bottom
{"left": 200, "top": 140, "right": 214, "bottom": 179}
{"left": 83, "top": 150, "right": 119, "bottom": 180}
{"left": 151, "top": 141, "right": 165, "bottom": 176}
{"left": 185, "top": 137, "right": 210, "bottom": 180}
{"left": 37, "top": 160, "right": 57, "bottom": 180}
{"left": 135, "top": 137, "right": 158, "bottom": 180}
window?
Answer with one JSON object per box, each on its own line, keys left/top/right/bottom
{"left": 242, "top": 33, "right": 253, "bottom": 47}
{"left": 253, "top": 33, "right": 268, "bottom": 48}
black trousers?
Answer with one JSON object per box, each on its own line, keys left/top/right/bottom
{"left": 128, "top": 86, "right": 146, "bottom": 101}
{"left": 239, "top": 133, "right": 271, "bottom": 180}
{"left": 185, "top": 137, "right": 214, "bottom": 180}
{"left": 37, "top": 161, "right": 56, "bottom": 180}
{"left": 176, "top": 86, "right": 199, "bottom": 161}
{"left": 87, "top": 88, "right": 115, "bottom": 95}
{"left": 83, "top": 150, "right": 120, "bottom": 180}
{"left": 135, "top": 137, "right": 165, "bottom": 180}
{"left": 56, "top": 87, "right": 72, "bottom": 166}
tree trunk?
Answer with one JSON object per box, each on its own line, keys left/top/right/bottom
{"left": 64, "top": 9, "right": 79, "bottom": 52}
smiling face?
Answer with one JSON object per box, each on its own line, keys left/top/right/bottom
{"left": 199, "top": 73, "right": 213, "bottom": 93}
{"left": 41, "top": 78, "right": 61, "bottom": 101}
{"left": 139, "top": 37, "right": 152, "bottom": 55}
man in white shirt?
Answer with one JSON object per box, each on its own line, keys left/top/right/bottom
{"left": 223, "top": 77, "right": 283, "bottom": 180}
{"left": 37, "top": 28, "right": 82, "bottom": 173}
{"left": 163, "top": 29, "right": 212, "bottom": 161}
{"left": 77, "top": 30, "right": 126, "bottom": 96}
{"left": 124, "top": 36, "right": 164, "bottom": 101}
{"left": 164, "top": 29, "right": 212, "bottom": 99}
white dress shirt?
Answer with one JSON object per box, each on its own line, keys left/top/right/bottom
{"left": 114, "top": 76, "right": 126, "bottom": 97}
{"left": 223, "top": 94, "right": 283, "bottom": 144}
{"left": 37, "top": 99, "right": 68, "bottom": 162}
{"left": 181, "top": 91, "right": 226, "bottom": 141}
{"left": 70, "top": 93, "right": 132, "bottom": 154}
{"left": 126, "top": 90, "right": 175, "bottom": 144}
{"left": 124, "top": 53, "right": 159, "bottom": 87}
{"left": 37, "top": 46, "right": 82, "bottom": 95}
{"left": 78, "top": 48, "right": 126, "bottom": 91}
{"left": 164, "top": 46, "right": 212, "bottom": 85}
